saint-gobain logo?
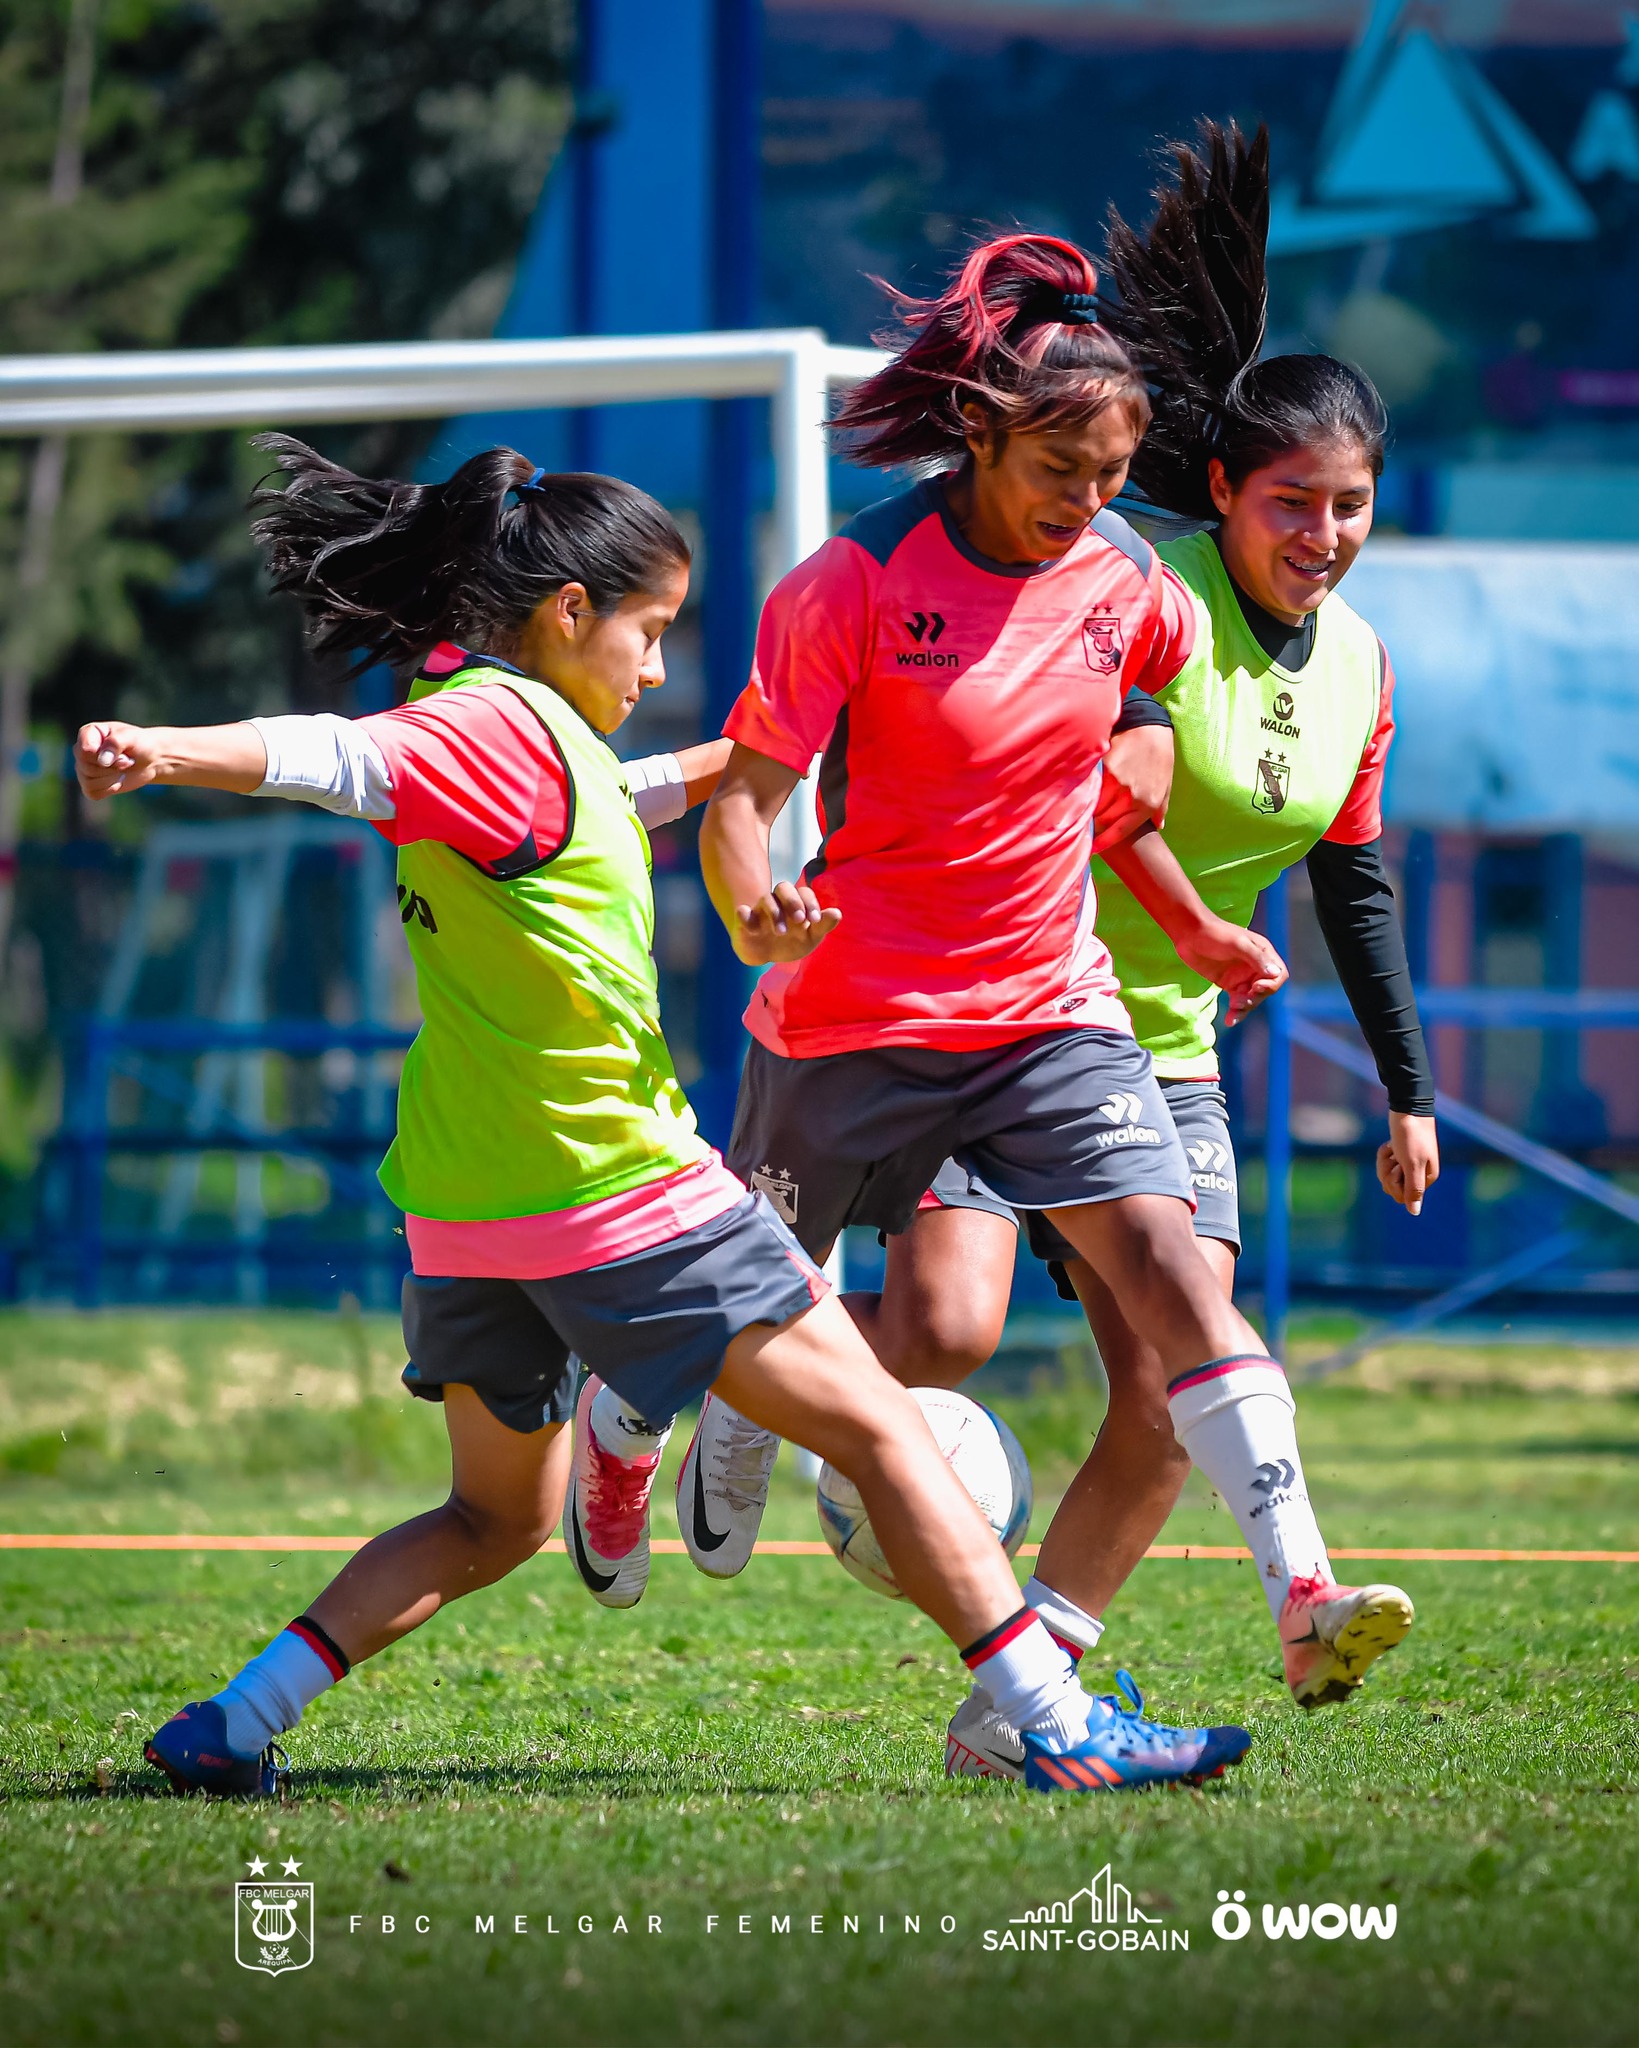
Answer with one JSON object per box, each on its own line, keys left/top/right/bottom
{"left": 982, "top": 1864, "right": 1187, "bottom": 1955}
{"left": 236, "top": 1858, "right": 314, "bottom": 1976}
{"left": 1211, "top": 1888, "right": 1397, "bottom": 1943}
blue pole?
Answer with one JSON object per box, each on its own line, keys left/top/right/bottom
{"left": 1262, "top": 872, "right": 1292, "bottom": 1360}
{"left": 74, "top": 1019, "right": 110, "bottom": 1309}
{"left": 696, "top": 0, "right": 762, "bottom": 1145}
{"left": 568, "top": 0, "right": 611, "bottom": 472}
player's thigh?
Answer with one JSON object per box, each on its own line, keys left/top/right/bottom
{"left": 715, "top": 1292, "right": 927, "bottom": 1464}
{"left": 880, "top": 1202, "right": 1016, "bottom": 1381}
{"left": 1045, "top": 1191, "right": 1238, "bottom": 1349}
{"left": 443, "top": 1383, "right": 571, "bottom": 1546}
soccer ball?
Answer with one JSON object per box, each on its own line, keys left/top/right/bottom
{"left": 815, "top": 1387, "right": 1033, "bottom": 1599}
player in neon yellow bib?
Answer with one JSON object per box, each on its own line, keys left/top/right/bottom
{"left": 76, "top": 436, "right": 1243, "bottom": 1799}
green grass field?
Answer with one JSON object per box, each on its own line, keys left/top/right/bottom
{"left": 2, "top": 1310, "right": 1637, "bottom": 2048}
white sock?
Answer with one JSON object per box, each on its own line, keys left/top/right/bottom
{"left": 589, "top": 1381, "right": 674, "bottom": 1457}
{"left": 214, "top": 1618, "right": 347, "bottom": 1755}
{"left": 1023, "top": 1575, "right": 1105, "bottom": 1663}
{"left": 961, "top": 1610, "right": 1094, "bottom": 1748}
{"left": 1167, "top": 1355, "right": 1331, "bottom": 1619}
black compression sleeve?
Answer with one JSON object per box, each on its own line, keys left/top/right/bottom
{"left": 1304, "top": 836, "right": 1435, "bottom": 1117}
{"left": 1112, "top": 683, "right": 1173, "bottom": 733}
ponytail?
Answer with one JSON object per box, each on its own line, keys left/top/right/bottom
{"left": 1101, "top": 121, "right": 1387, "bottom": 518}
{"left": 831, "top": 232, "right": 1148, "bottom": 470}
{"left": 249, "top": 435, "right": 690, "bottom": 670}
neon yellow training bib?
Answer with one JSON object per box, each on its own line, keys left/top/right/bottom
{"left": 1095, "top": 529, "right": 1386, "bottom": 1078}
{"left": 377, "top": 657, "right": 708, "bottom": 1220}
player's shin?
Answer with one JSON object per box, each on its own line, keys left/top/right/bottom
{"left": 1166, "top": 1354, "right": 1330, "bottom": 1617}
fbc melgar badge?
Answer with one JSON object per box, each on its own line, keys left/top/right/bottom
{"left": 235, "top": 1856, "right": 314, "bottom": 1976}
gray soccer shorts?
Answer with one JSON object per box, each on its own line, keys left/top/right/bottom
{"left": 1024, "top": 1079, "right": 1240, "bottom": 1298}
{"left": 400, "top": 1191, "right": 826, "bottom": 1433}
{"left": 727, "top": 1028, "right": 1191, "bottom": 1259}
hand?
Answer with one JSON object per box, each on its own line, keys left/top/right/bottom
{"left": 74, "top": 722, "right": 165, "bottom": 800}
{"left": 732, "top": 882, "right": 841, "bottom": 965}
{"left": 1377, "top": 1111, "right": 1439, "bottom": 1216}
{"left": 1175, "top": 917, "right": 1288, "bottom": 1026}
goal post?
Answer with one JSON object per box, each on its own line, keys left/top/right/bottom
{"left": 0, "top": 328, "right": 886, "bottom": 589}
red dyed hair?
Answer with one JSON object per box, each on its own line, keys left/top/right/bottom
{"left": 831, "top": 232, "right": 1149, "bottom": 470}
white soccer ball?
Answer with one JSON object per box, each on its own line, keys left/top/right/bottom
{"left": 815, "top": 1386, "right": 1033, "bottom": 1599}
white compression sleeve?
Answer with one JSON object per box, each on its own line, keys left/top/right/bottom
{"left": 248, "top": 715, "right": 396, "bottom": 821}
{"left": 623, "top": 751, "right": 687, "bottom": 828}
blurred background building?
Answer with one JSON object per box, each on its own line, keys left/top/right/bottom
{"left": 6, "top": 0, "right": 1639, "bottom": 1326}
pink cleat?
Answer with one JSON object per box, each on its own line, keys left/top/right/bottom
{"left": 562, "top": 1374, "right": 673, "bottom": 1608}
{"left": 1279, "top": 1573, "right": 1415, "bottom": 1709}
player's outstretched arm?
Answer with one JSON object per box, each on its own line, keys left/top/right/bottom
{"left": 673, "top": 736, "right": 733, "bottom": 809}
{"left": 1102, "top": 822, "right": 1287, "bottom": 1025}
{"left": 699, "top": 741, "right": 841, "bottom": 965}
{"left": 75, "top": 720, "right": 267, "bottom": 800}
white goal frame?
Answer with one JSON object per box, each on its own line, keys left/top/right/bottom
{"left": 0, "top": 329, "right": 885, "bottom": 587}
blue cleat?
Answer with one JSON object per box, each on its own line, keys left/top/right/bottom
{"left": 145, "top": 1701, "right": 288, "bottom": 1798}
{"left": 1021, "top": 1670, "right": 1250, "bottom": 1794}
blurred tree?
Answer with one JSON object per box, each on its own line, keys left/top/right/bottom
{"left": 0, "top": 0, "right": 572, "bottom": 1186}
{"left": 0, "top": 0, "right": 573, "bottom": 780}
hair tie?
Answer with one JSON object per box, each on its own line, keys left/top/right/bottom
{"left": 1058, "top": 291, "right": 1101, "bottom": 325}
{"left": 517, "top": 465, "right": 548, "bottom": 495}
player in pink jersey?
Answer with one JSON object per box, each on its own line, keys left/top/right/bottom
{"left": 586, "top": 232, "right": 1309, "bottom": 1723}
{"left": 829, "top": 133, "right": 1427, "bottom": 1774}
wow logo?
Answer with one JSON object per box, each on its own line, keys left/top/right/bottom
{"left": 1211, "top": 1888, "right": 1397, "bottom": 1943}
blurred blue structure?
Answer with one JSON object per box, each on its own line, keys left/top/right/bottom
{"left": 12, "top": 0, "right": 1639, "bottom": 1328}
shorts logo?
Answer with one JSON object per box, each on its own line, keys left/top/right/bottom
{"left": 236, "top": 1858, "right": 314, "bottom": 1976}
{"left": 1253, "top": 751, "right": 1290, "bottom": 814}
{"left": 1188, "top": 1138, "right": 1236, "bottom": 1192}
{"left": 751, "top": 1164, "right": 799, "bottom": 1227}
{"left": 1083, "top": 611, "right": 1124, "bottom": 674}
{"left": 1095, "top": 1091, "right": 1161, "bottom": 1149}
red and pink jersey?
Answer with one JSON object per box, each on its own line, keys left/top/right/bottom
{"left": 725, "top": 479, "right": 1196, "bottom": 1057}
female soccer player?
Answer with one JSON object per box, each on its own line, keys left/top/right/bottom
{"left": 77, "top": 437, "right": 1246, "bottom": 1798}
{"left": 619, "top": 231, "right": 1337, "bottom": 1783}
{"left": 858, "top": 129, "right": 1435, "bottom": 1776}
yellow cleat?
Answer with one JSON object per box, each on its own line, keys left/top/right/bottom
{"left": 1279, "top": 1575, "right": 1415, "bottom": 1710}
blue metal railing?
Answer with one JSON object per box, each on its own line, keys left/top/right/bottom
{"left": 58, "top": 1017, "right": 417, "bottom": 1306}
{"left": 1260, "top": 874, "right": 1639, "bottom": 1358}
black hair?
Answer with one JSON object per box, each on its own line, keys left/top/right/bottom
{"left": 1099, "top": 121, "right": 1388, "bottom": 520}
{"left": 249, "top": 435, "right": 691, "bottom": 671}
{"left": 830, "top": 231, "right": 1148, "bottom": 470}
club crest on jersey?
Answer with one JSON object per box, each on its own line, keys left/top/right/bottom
{"left": 1082, "top": 611, "right": 1124, "bottom": 675}
{"left": 1253, "top": 751, "right": 1290, "bottom": 815}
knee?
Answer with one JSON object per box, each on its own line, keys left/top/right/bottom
{"left": 1102, "top": 1358, "right": 1191, "bottom": 1464}
{"left": 889, "top": 1293, "right": 1004, "bottom": 1386}
{"left": 447, "top": 1494, "right": 553, "bottom": 1572}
